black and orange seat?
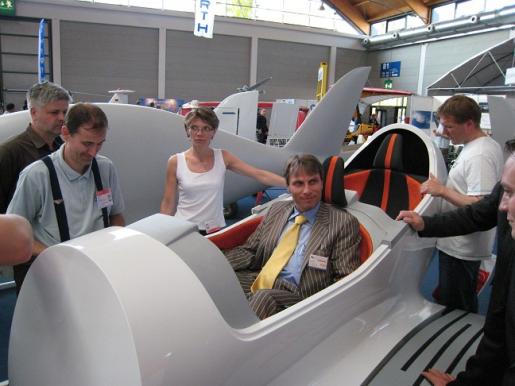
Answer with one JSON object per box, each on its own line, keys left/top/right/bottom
{"left": 344, "top": 133, "right": 424, "bottom": 219}
{"left": 322, "top": 155, "right": 373, "bottom": 264}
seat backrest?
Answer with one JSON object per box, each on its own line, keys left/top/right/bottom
{"left": 322, "top": 155, "right": 347, "bottom": 207}
{"left": 344, "top": 133, "right": 423, "bottom": 218}
{"left": 322, "top": 155, "right": 373, "bottom": 263}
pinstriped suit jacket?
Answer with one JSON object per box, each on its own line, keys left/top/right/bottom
{"left": 224, "top": 200, "right": 361, "bottom": 299}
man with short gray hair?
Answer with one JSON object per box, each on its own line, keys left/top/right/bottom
{"left": 0, "top": 81, "right": 72, "bottom": 212}
{"left": 0, "top": 81, "right": 71, "bottom": 291}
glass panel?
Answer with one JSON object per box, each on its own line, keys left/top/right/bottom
{"left": 163, "top": 0, "right": 194, "bottom": 12}
{"left": 129, "top": 0, "right": 162, "bottom": 9}
{"left": 284, "top": 0, "right": 308, "bottom": 14}
{"left": 406, "top": 14, "right": 424, "bottom": 28}
{"left": 309, "top": 15, "right": 330, "bottom": 29}
{"left": 255, "top": 8, "right": 283, "bottom": 23}
{"left": 256, "top": 0, "right": 282, "bottom": 11}
{"left": 371, "top": 21, "right": 386, "bottom": 35}
{"left": 75, "top": 0, "right": 360, "bottom": 34}
{"left": 284, "top": 12, "right": 309, "bottom": 26}
{"left": 95, "top": 0, "right": 128, "bottom": 5}
{"left": 387, "top": 17, "right": 406, "bottom": 32}
{"left": 335, "top": 18, "right": 359, "bottom": 34}
{"left": 226, "top": 0, "right": 254, "bottom": 19}
{"left": 431, "top": 3, "right": 455, "bottom": 23}
{"left": 456, "top": 0, "right": 484, "bottom": 17}
{"left": 485, "top": 0, "right": 515, "bottom": 11}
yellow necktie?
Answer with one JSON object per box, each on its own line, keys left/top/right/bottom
{"left": 251, "top": 214, "right": 307, "bottom": 293}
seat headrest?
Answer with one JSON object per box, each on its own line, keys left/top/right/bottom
{"left": 373, "top": 133, "right": 404, "bottom": 171}
{"left": 322, "top": 156, "right": 347, "bottom": 208}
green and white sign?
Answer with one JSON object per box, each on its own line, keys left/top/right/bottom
{"left": 384, "top": 79, "right": 393, "bottom": 89}
{"left": 0, "top": 0, "right": 15, "bottom": 16}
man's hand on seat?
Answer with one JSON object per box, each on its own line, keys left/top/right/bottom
{"left": 422, "top": 368, "right": 455, "bottom": 386}
{"left": 396, "top": 210, "right": 425, "bottom": 231}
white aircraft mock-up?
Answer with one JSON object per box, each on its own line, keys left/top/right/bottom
{"left": 0, "top": 67, "right": 370, "bottom": 223}
{"left": 108, "top": 89, "right": 135, "bottom": 104}
{"left": 8, "top": 117, "right": 487, "bottom": 385}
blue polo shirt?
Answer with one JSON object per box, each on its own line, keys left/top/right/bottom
{"left": 7, "top": 144, "right": 124, "bottom": 248}
{"left": 279, "top": 202, "right": 320, "bottom": 286}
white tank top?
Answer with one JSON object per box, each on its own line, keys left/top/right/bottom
{"left": 176, "top": 149, "right": 226, "bottom": 231}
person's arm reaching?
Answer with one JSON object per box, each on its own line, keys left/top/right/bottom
{"left": 397, "top": 182, "right": 501, "bottom": 238}
{"left": 421, "top": 173, "right": 482, "bottom": 207}
{"left": 223, "top": 150, "right": 286, "bottom": 187}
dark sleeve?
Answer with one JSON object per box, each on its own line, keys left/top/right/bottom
{"left": 447, "top": 242, "right": 510, "bottom": 386}
{"left": 0, "top": 146, "right": 18, "bottom": 214}
{"left": 419, "top": 182, "right": 502, "bottom": 238}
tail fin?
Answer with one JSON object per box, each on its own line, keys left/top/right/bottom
{"left": 284, "top": 67, "right": 370, "bottom": 157}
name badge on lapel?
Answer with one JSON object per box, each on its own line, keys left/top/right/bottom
{"left": 308, "top": 254, "right": 328, "bottom": 270}
{"left": 96, "top": 188, "right": 113, "bottom": 209}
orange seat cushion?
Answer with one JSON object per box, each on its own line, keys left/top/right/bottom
{"left": 208, "top": 216, "right": 264, "bottom": 250}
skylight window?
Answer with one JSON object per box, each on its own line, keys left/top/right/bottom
{"left": 76, "top": 0, "right": 362, "bottom": 35}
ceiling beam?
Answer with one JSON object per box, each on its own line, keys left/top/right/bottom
{"left": 326, "top": 0, "right": 370, "bottom": 34}
{"left": 402, "top": 0, "right": 429, "bottom": 23}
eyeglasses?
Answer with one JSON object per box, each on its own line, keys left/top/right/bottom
{"left": 188, "top": 125, "right": 215, "bottom": 133}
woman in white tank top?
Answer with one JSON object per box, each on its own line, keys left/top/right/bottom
{"left": 160, "top": 107, "right": 285, "bottom": 234}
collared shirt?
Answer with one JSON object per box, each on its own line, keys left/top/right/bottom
{"left": 0, "top": 124, "right": 62, "bottom": 212}
{"left": 7, "top": 144, "right": 124, "bottom": 248}
{"left": 279, "top": 202, "right": 321, "bottom": 286}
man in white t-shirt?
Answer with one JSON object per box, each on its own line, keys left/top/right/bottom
{"left": 419, "top": 95, "right": 503, "bottom": 313}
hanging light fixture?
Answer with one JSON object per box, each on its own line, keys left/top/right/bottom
{"left": 319, "top": 1, "right": 325, "bottom": 11}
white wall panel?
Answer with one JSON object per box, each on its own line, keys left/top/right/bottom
{"left": 165, "top": 30, "right": 250, "bottom": 101}
{"left": 60, "top": 21, "right": 158, "bottom": 103}
{"left": 257, "top": 39, "right": 329, "bottom": 100}
{"left": 335, "top": 47, "right": 367, "bottom": 82}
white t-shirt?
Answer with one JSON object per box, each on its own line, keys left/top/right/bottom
{"left": 175, "top": 149, "right": 226, "bottom": 232}
{"left": 437, "top": 136, "right": 503, "bottom": 260}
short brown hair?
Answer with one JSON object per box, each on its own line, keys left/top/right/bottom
{"left": 437, "top": 95, "right": 481, "bottom": 126}
{"left": 284, "top": 154, "right": 323, "bottom": 184}
{"left": 65, "top": 103, "right": 108, "bottom": 135}
{"left": 184, "top": 107, "right": 219, "bottom": 132}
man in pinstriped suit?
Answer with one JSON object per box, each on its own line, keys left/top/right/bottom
{"left": 224, "top": 154, "right": 361, "bottom": 319}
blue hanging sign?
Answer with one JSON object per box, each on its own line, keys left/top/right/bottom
{"left": 380, "top": 61, "right": 401, "bottom": 78}
{"left": 38, "top": 19, "right": 47, "bottom": 83}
